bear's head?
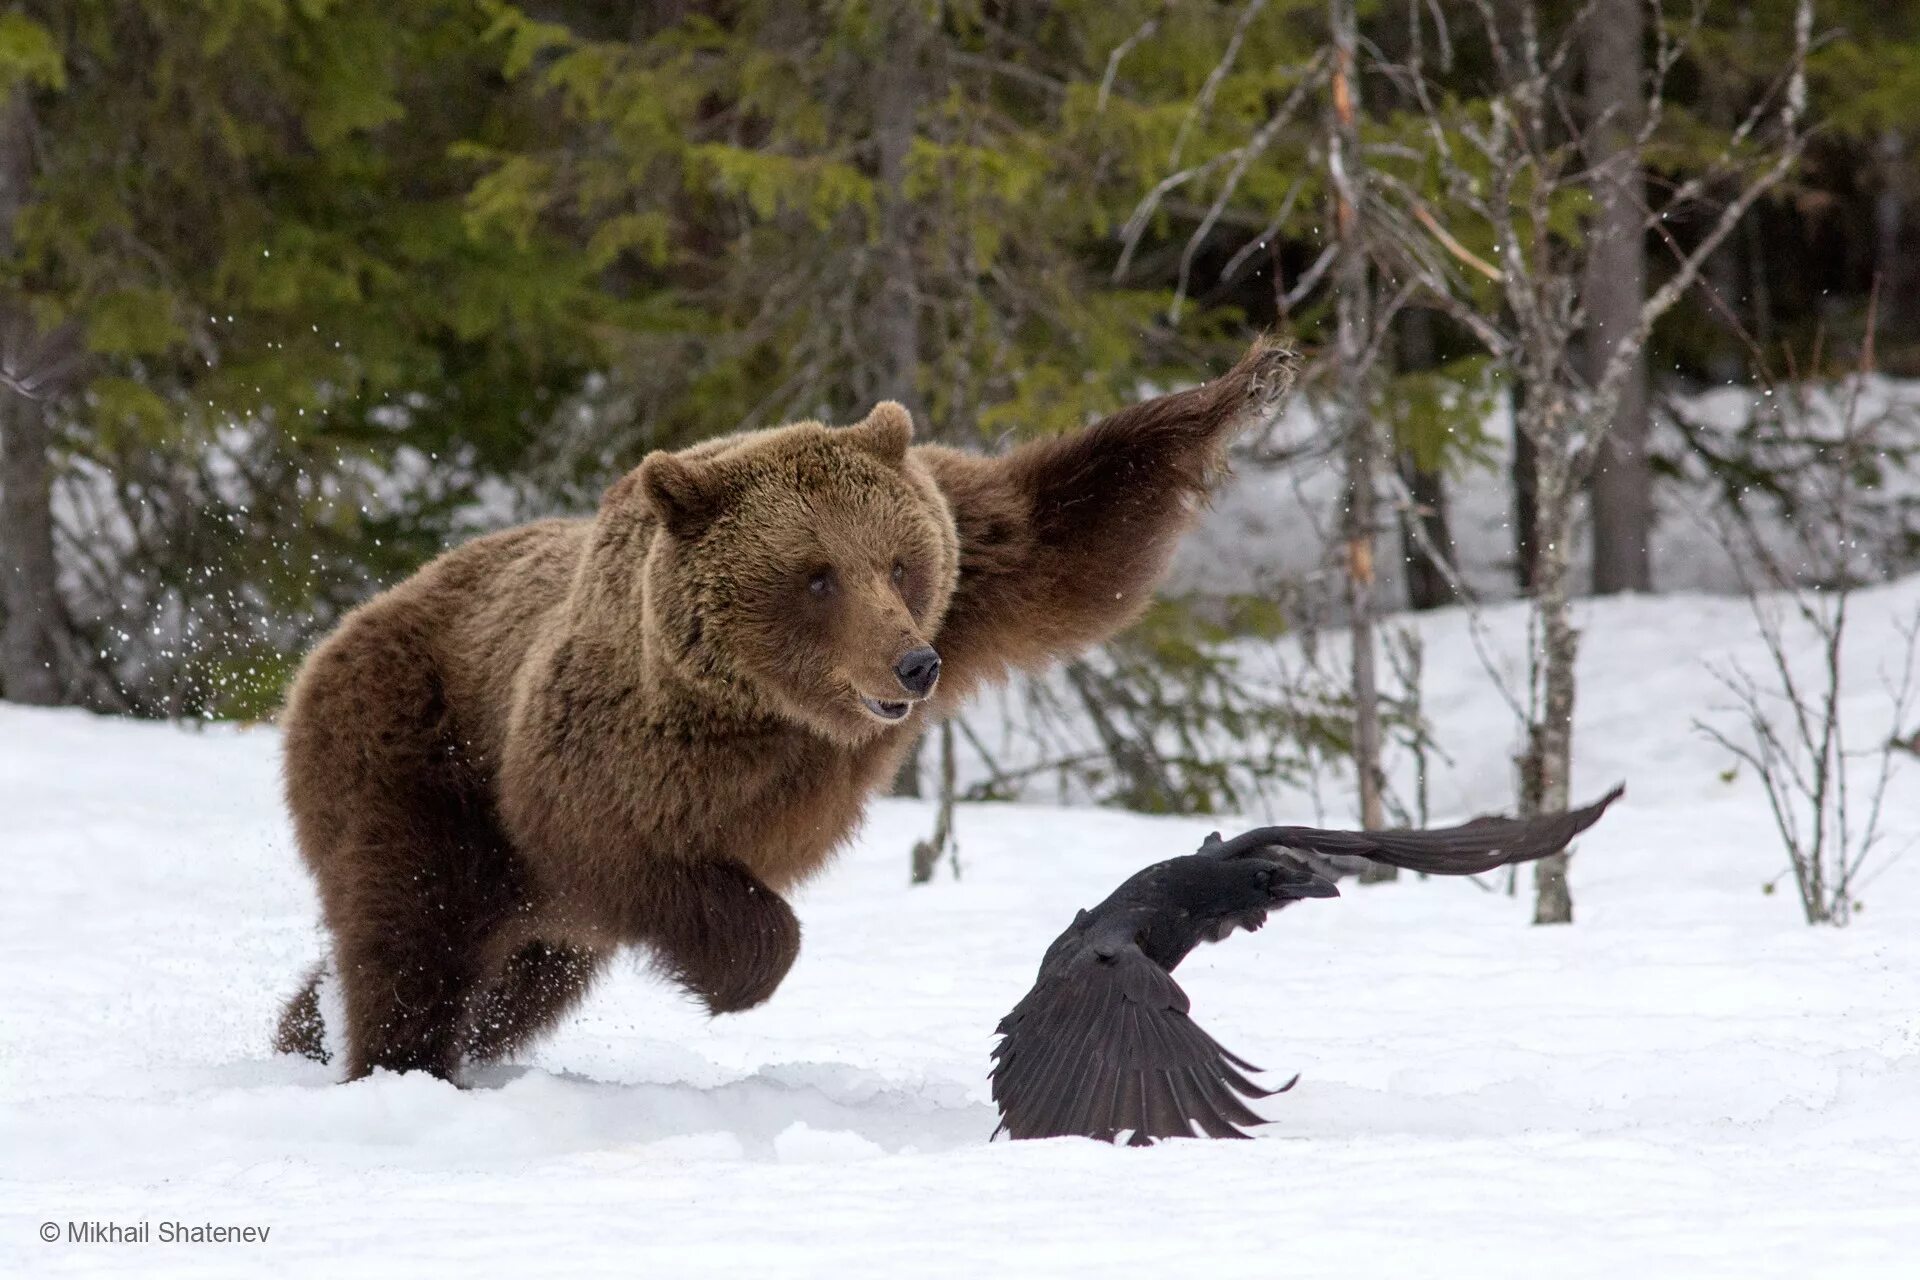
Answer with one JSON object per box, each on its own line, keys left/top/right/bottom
{"left": 612, "top": 403, "right": 961, "bottom": 743}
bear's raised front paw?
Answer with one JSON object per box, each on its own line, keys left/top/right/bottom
{"left": 1236, "top": 338, "right": 1300, "bottom": 419}
{"left": 654, "top": 862, "right": 803, "bottom": 1015}
{"left": 693, "top": 905, "right": 801, "bottom": 1015}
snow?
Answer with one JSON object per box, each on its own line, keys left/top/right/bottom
{"left": 1178, "top": 377, "right": 1920, "bottom": 605}
{"left": 6, "top": 580, "right": 1920, "bottom": 1278}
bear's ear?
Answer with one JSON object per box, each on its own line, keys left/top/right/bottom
{"left": 843, "top": 401, "right": 913, "bottom": 466}
{"left": 636, "top": 451, "right": 725, "bottom": 537}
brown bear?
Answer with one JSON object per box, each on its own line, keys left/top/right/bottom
{"left": 273, "top": 338, "right": 1295, "bottom": 1080}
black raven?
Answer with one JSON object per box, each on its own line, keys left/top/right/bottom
{"left": 989, "top": 785, "right": 1626, "bottom": 1145}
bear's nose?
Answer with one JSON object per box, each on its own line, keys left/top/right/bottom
{"left": 893, "top": 646, "right": 941, "bottom": 698}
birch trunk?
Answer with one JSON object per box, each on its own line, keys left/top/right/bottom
{"left": 1520, "top": 389, "right": 1579, "bottom": 923}
{"left": 1330, "top": 0, "right": 1388, "bottom": 865}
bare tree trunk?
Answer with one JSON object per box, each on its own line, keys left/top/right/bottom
{"left": 873, "top": 4, "right": 924, "bottom": 423}
{"left": 1510, "top": 375, "right": 1538, "bottom": 594}
{"left": 1874, "top": 129, "right": 1907, "bottom": 335}
{"left": 875, "top": 4, "right": 927, "bottom": 799}
{"left": 0, "top": 87, "right": 61, "bottom": 706}
{"left": 1330, "top": 0, "right": 1388, "bottom": 872}
{"left": 1585, "top": 0, "right": 1652, "bottom": 595}
{"left": 909, "top": 720, "right": 959, "bottom": 884}
{"left": 1701, "top": 63, "right": 1747, "bottom": 385}
{"left": 892, "top": 732, "right": 924, "bottom": 799}
{"left": 1395, "top": 308, "right": 1457, "bottom": 611}
{"left": 1702, "top": 234, "right": 1745, "bottom": 384}
{"left": 1521, "top": 394, "right": 1579, "bottom": 923}
{"left": 1, "top": 391, "right": 60, "bottom": 705}
{"left": 1399, "top": 456, "right": 1455, "bottom": 610}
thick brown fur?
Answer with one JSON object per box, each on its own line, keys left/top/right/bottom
{"left": 277, "top": 339, "right": 1296, "bottom": 1080}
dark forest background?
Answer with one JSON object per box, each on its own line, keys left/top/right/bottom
{"left": 0, "top": 0, "right": 1913, "bottom": 743}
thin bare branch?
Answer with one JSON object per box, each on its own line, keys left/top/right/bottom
{"left": 1096, "top": 2, "right": 1175, "bottom": 113}
{"left": 1168, "top": 0, "right": 1269, "bottom": 171}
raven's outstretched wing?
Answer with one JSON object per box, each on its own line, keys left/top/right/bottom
{"left": 1213, "top": 784, "right": 1625, "bottom": 876}
{"left": 990, "top": 935, "right": 1295, "bottom": 1145}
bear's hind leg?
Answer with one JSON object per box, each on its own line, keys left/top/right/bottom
{"left": 333, "top": 914, "right": 488, "bottom": 1081}
{"left": 284, "top": 610, "right": 529, "bottom": 1082}
{"left": 463, "top": 940, "right": 606, "bottom": 1064}
{"left": 328, "top": 816, "right": 522, "bottom": 1081}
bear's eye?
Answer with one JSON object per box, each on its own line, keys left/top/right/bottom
{"left": 807, "top": 568, "right": 835, "bottom": 597}
{"left": 891, "top": 561, "right": 906, "bottom": 586}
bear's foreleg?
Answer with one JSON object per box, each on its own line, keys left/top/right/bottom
{"left": 636, "top": 859, "right": 802, "bottom": 1015}
{"left": 918, "top": 338, "right": 1296, "bottom": 696}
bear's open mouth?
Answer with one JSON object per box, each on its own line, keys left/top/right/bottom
{"left": 859, "top": 695, "right": 914, "bottom": 722}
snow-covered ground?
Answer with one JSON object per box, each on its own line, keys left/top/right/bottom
{"left": 6, "top": 581, "right": 1920, "bottom": 1278}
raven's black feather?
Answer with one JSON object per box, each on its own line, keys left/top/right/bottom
{"left": 1211, "top": 784, "right": 1626, "bottom": 875}
{"left": 989, "top": 785, "right": 1625, "bottom": 1143}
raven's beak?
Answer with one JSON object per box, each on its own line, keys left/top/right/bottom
{"left": 1290, "top": 873, "right": 1341, "bottom": 899}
